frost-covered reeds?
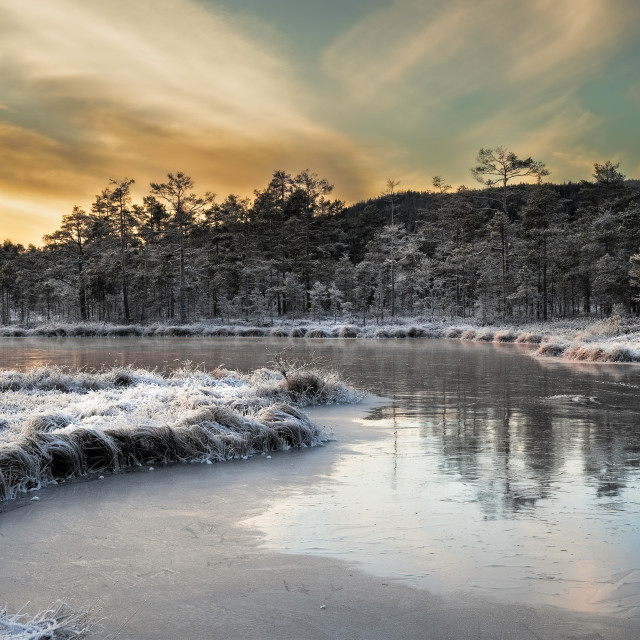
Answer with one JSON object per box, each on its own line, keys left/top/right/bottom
{"left": 546, "top": 342, "right": 639, "bottom": 362}
{"left": 0, "top": 364, "right": 363, "bottom": 502}
{"left": 3, "top": 317, "right": 640, "bottom": 363}
{"left": 0, "top": 602, "right": 93, "bottom": 639}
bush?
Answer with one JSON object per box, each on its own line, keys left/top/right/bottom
{"left": 534, "top": 342, "right": 567, "bottom": 357}
{"left": 515, "top": 333, "right": 542, "bottom": 344}
{"left": 204, "top": 327, "right": 233, "bottom": 337}
{"left": 306, "top": 328, "right": 329, "bottom": 338}
{"left": 237, "top": 328, "right": 267, "bottom": 337}
{"left": 493, "top": 329, "right": 517, "bottom": 343}
{"left": 334, "top": 325, "right": 360, "bottom": 338}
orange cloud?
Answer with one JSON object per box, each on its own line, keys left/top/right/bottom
{"left": 0, "top": 0, "right": 377, "bottom": 245}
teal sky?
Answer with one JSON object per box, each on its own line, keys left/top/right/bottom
{"left": 1, "top": 0, "right": 639, "bottom": 245}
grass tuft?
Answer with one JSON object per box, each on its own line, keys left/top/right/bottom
{"left": 0, "top": 602, "right": 94, "bottom": 639}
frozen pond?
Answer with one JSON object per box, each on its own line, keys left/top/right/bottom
{"left": 1, "top": 336, "right": 640, "bottom": 626}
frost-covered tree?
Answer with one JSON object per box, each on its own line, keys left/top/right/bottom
{"left": 150, "top": 172, "right": 215, "bottom": 323}
{"left": 308, "top": 281, "right": 327, "bottom": 321}
{"left": 327, "top": 281, "right": 344, "bottom": 323}
{"left": 43, "top": 207, "right": 94, "bottom": 321}
{"left": 521, "top": 185, "right": 565, "bottom": 320}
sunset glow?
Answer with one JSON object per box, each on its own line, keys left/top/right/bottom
{"left": 1, "top": 0, "right": 639, "bottom": 245}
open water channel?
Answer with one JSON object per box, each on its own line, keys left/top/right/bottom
{"left": 1, "top": 337, "right": 640, "bottom": 635}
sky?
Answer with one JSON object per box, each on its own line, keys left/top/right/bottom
{"left": 1, "top": 0, "right": 639, "bottom": 246}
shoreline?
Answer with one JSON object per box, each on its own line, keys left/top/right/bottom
{"left": 2, "top": 318, "right": 640, "bottom": 363}
{"left": 2, "top": 397, "right": 640, "bottom": 639}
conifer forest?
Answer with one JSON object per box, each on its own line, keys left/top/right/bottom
{"left": 2, "top": 149, "right": 640, "bottom": 327}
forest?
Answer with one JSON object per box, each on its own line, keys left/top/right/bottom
{"left": 2, "top": 148, "right": 640, "bottom": 327}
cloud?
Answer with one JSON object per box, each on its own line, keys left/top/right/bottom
{"left": 0, "top": 0, "right": 375, "bottom": 244}
{"left": 321, "top": 0, "right": 640, "bottom": 186}
{"left": 323, "top": 0, "right": 637, "bottom": 102}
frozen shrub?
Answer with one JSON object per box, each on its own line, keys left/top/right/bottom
{"left": 22, "top": 412, "right": 73, "bottom": 434}
{"left": 389, "top": 328, "right": 408, "bottom": 338}
{"left": 1, "top": 327, "right": 27, "bottom": 337}
{"left": 0, "top": 362, "right": 361, "bottom": 501}
{"left": 270, "top": 328, "right": 290, "bottom": 337}
{"left": 131, "top": 425, "right": 179, "bottom": 464}
{"left": 105, "top": 367, "right": 137, "bottom": 388}
{"left": 564, "top": 345, "right": 599, "bottom": 361}
{"left": 257, "top": 403, "right": 318, "bottom": 448}
{"left": 534, "top": 342, "right": 567, "bottom": 357}
{"left": 306, "top": 328, "right": 329, "bottom": 338}
{"left": 0, "top": 445, "right": 40, "bottom": 492}
{"left": 329, "top": 325, "right": 358, "bottom": 338}
{"left": 493, "top": 329, "right": 517, "bottom": 343}
{"left": 445, "top": 327, "right": 465, "bottom": 338}
{"left": 282, "top": 371, "right": 326, "bottom": 401}
{"left": 208, "top": 406, "right": 252, "bottom": 431}
{"left": 373, "top": 329, "right": 390, "bottom": 338}
{"left": 171, "top": 424, "right": 215, "bottom": 460}
{"left": 161, "top": 325, "right": 197, "bottom": 337}
{"left": 0, "top": 602, "right": 94, "bottom": 639}
{"left": 100, "top": 426, "right": 136, "bottom": 467}
{"left": 601, "top": 346, "right": 636, "bottom": 362}
{"left": 69, "top": 324, "right": 99, "bottom": 337}
{"left": 106, "top": 325, "right": 142, "bottom": 337}
{"left": 289, "top": 327, "right": 307, "bottom": 337}
{"left": 238, "top": 327, "right": 267, "bottom": 337}
{"left": 174, "top": 406, "right": 223, "bottom": 429}
{"left": 461, "top": 329, "right": 476, "bottom": 340}
{"left": 515, "top": 333, "right": 542, "bottom": 344}
{"left": 204, "top": 326, "right": 233, "bottom": 337}
{"left": 476, "top": 330, "right": 494, "bottom": 342}
{"left": 71, "top": 428, "right": 121, "bottom": 473}
{"left": 39, "top": 433, "right": 85, "bottom": 478}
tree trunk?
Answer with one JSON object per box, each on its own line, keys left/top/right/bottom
{"left": 179, "top": 225, "right": 187, "bottom": 324}
{"left": 139, "top": 241, "right": 149, "bottom": 323}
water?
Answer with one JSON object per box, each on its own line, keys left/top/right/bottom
{"left": 2, "top": 336, "right": 640, "bottom": 618}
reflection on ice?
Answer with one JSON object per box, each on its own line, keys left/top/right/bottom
{"left": 243, "top": 341, "right": 640, "bottom": 617}
{"left": 1, "top": 337, "right": 640, "bottom": 620}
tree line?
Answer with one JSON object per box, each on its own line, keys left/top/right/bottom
{"left": 2, "top": 148, "right": 640, "bottom": 326}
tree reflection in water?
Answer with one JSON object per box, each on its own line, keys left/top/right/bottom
{"left": 364, "top": 340, "right": 640, "bottom": 521}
